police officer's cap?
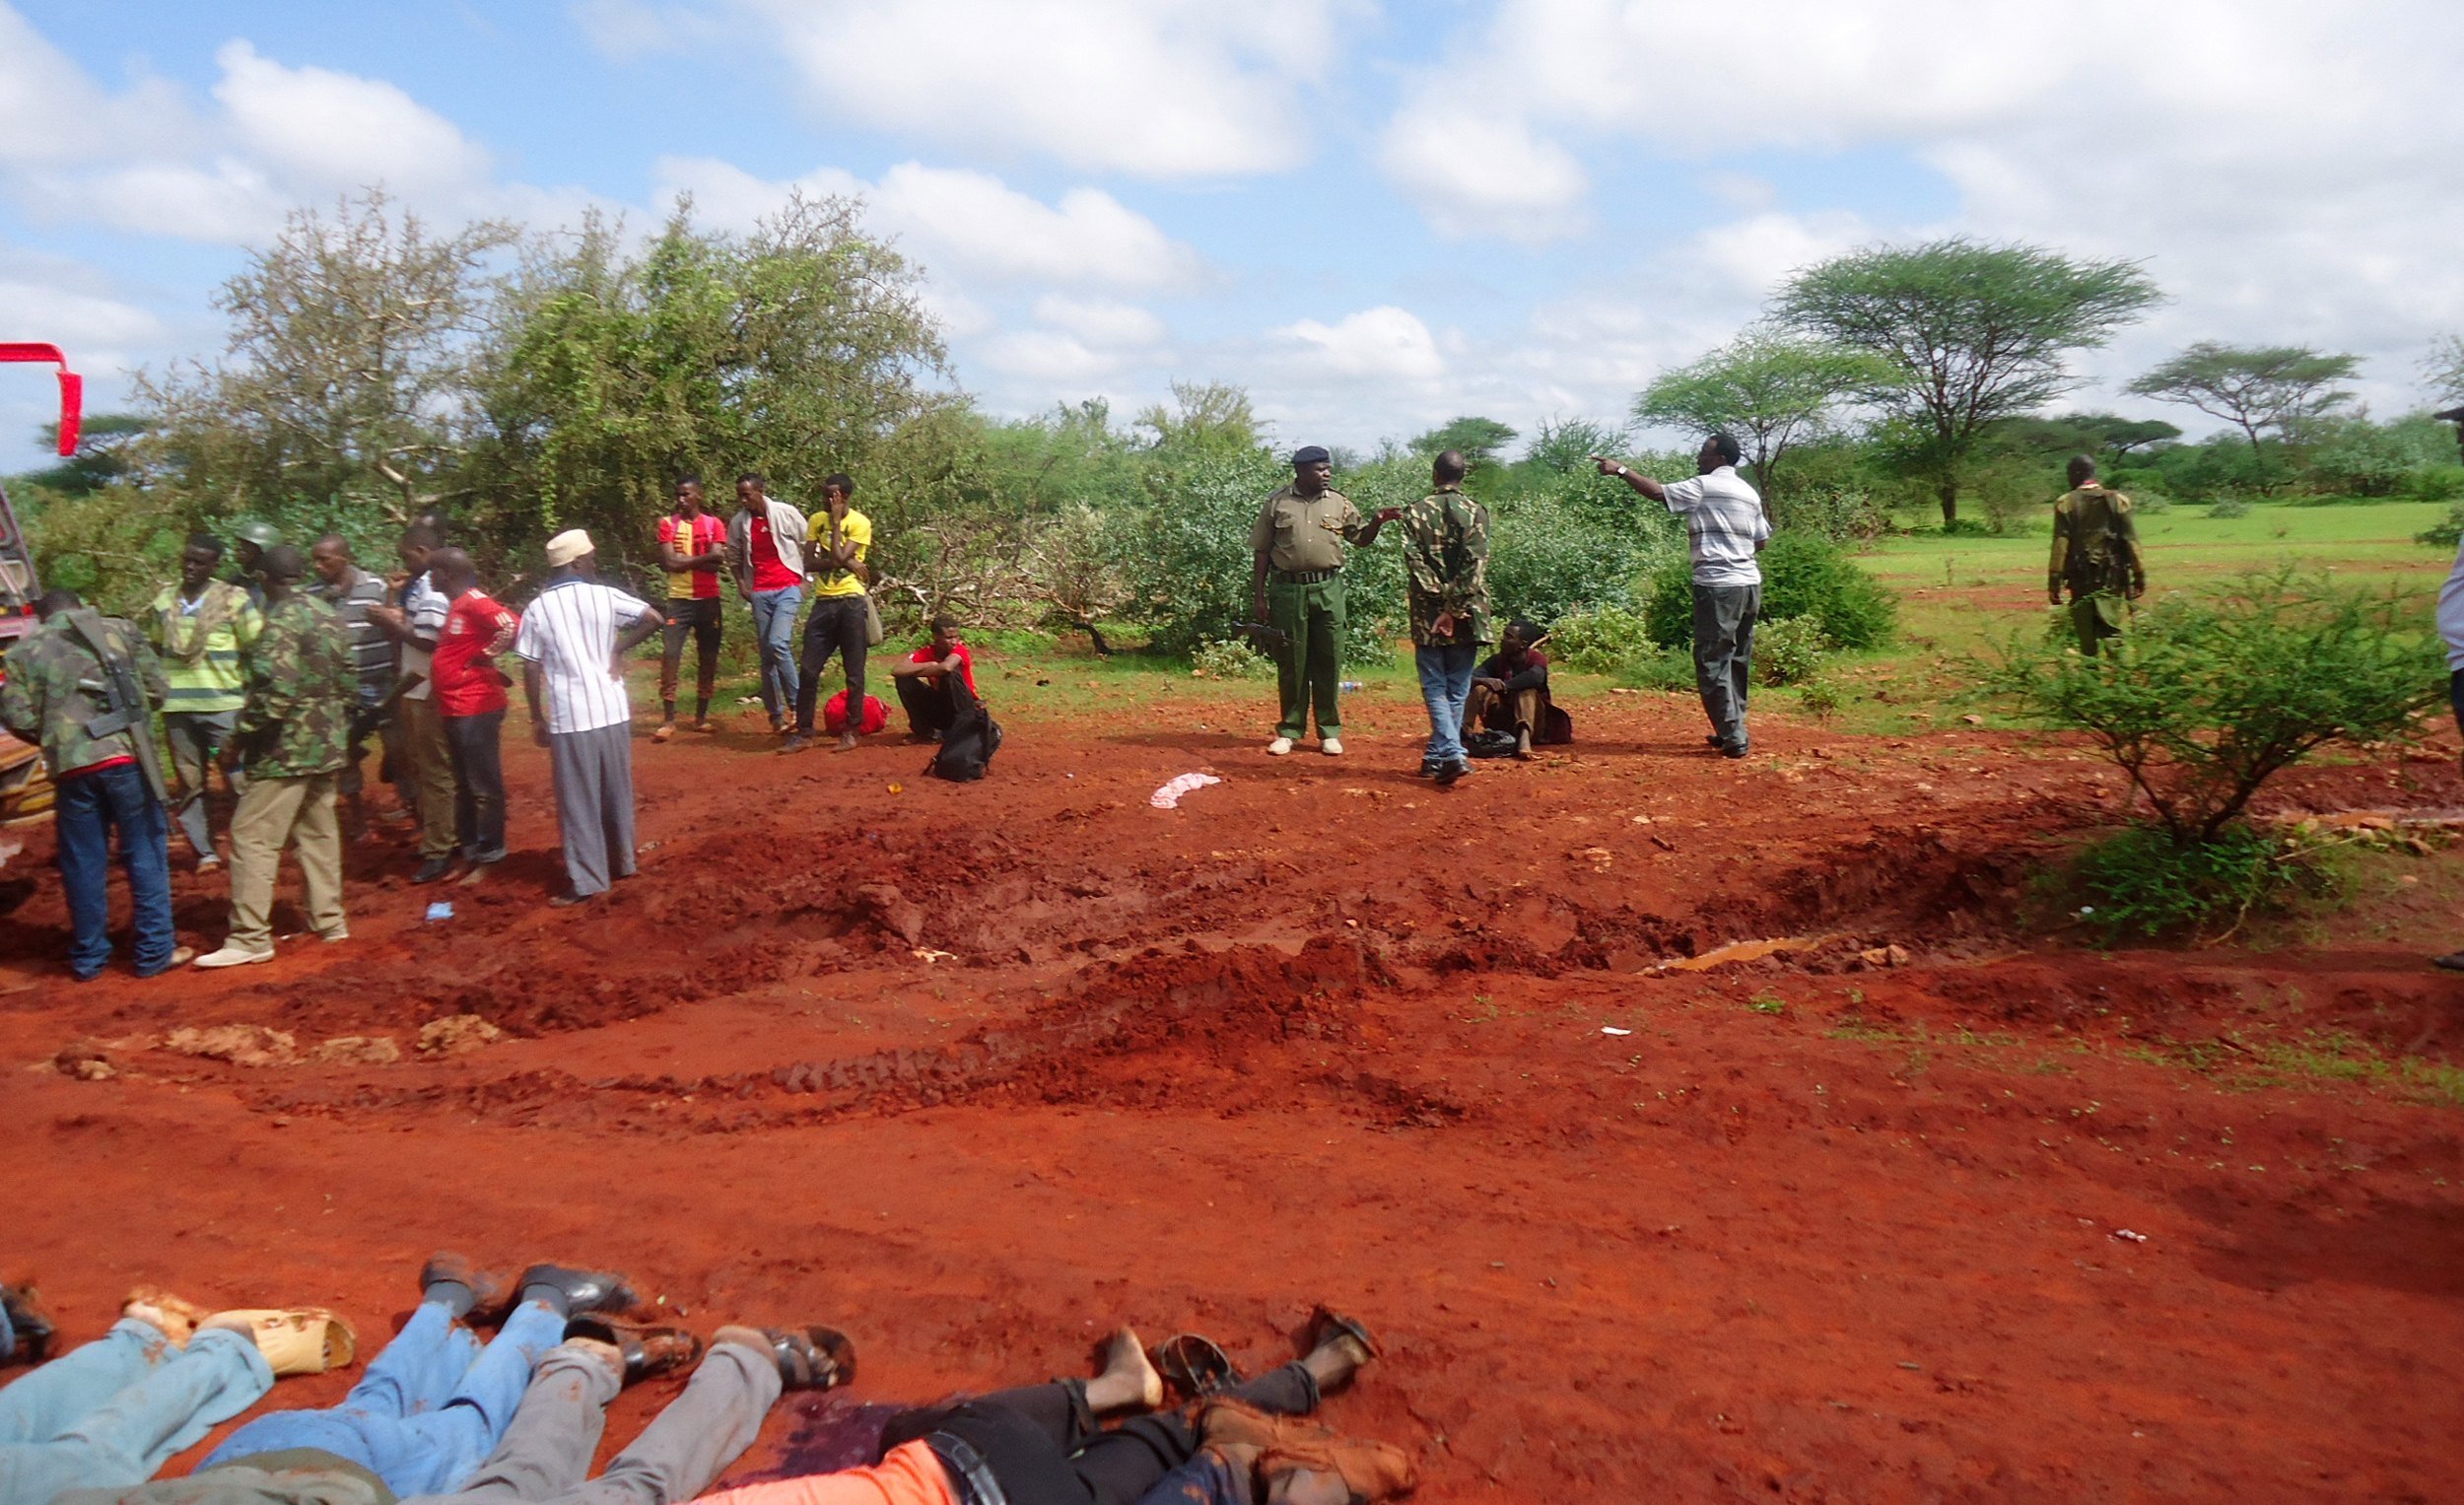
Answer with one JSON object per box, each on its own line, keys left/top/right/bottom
{"left": 1291, "top": 445, "right": 1332, "bottom": 468}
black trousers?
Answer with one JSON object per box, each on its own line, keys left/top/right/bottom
{"left": 794, "top": 595, "right": 869, "bottom": 732}
{"left": 879, "top": 1362, "right": 1319, "bottom": 1505}
{"left": 895, "top": 673, "right": 961, "bottom": 736}
{"left": 443, "top": 709, "right": 507, "bottom": 861}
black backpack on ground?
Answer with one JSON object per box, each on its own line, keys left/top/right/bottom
{"left": 926, "top": 677, "right": 1002, "bottom": 783}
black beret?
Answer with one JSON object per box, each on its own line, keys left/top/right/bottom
{"left": 1291, "top": 445, "right": 1331, "bottom": 467}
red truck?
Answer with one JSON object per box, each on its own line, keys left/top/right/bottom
{"left": 0, "top": 342, "right": 84, "bottom": 821}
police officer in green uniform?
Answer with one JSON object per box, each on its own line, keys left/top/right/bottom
{"left": 195, "top": 545, "right": 359, "bottom": 968}
{"left": 0, "top": 588, "right": 191, "bottom": 979}
{"left": 1249, "top": 445, "right": 1400, "bottom": 757}
{"left": 2048, "top": 454, "right": 2147, "bottom": 656}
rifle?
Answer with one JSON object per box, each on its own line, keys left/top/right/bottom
{"left": 62, "top": 609, "right": 170, "bottom": 806}
{"left": 349, "top": 674, "right": 415, "bottom": 744}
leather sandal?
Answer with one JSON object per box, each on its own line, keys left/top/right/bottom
{"left": 750, "top": 1326, "right": 857, "bottom": 1392}
{"left": 206, "top": 1308, "right": 358, "bottom": 1375}
{"left": 1152, "top": 1332, "right": 1242, "bottom": 1399}
{"left": 1307, "top": 1306, "right": 1382, "bottom": 1360}
{"left": 565, "top": 1315, "right": 703, "bottom": 1384}
{"left": 2, "top": 1284, "right": 54, "bottom": 1364}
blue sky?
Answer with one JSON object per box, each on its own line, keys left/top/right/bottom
{"left": 5, "top": 0, "right": 2461, "bottom": 469}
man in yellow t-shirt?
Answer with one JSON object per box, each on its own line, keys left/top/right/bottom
{"left": 785, "top": 471, "right": 873, "bottom": 754}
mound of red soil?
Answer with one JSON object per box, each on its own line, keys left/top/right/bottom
{"left": 5, "top": 678, "right": 2462, "bottom": 1499}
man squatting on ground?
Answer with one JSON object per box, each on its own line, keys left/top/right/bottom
{"left": 516, "top": 529, "right": 665, "bottom": 908}
{"left": 786, "top": 472, "right": 873, "bottom": 755}
{"left": 887, "top": 617, "right": 979, "bottom": 743}
{"left": 0, "top": 588, "right": 192, "bottom": 979}
{"left": 148, "top": 532, "right": 261, "bottom": 872}
{"left": 1398, "top": 448, "right": 1490, "bottom": 787}
{"left": 1595, "top": 435, "right": 1770, "bottom": 759}
{"left": 1250, "top": 446, "right": 1402, "bottom": 758}
{"left": 1464, "top": 620, "right": 1571, "bottom": 758}
{"left": 726, "top": 473, "right": 809, "bottom": 737}
{"left": 427, "top": 548, "right": 522, "bottom": 877}
{"left": 195, "top": 545, "right": 359, "bottom": 969}
{"left": 2047, "top": 453, "right": 2147, "bottom": 657}
{"left": 654, "top": 475, "right": 728, "bottom": 741}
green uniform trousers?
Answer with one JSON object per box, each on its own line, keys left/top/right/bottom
{"left": 2069, "top": 591, "right": 2126, "bottom": 657}
{"left": 1267, "top": 576, "right": 1346, "bottom": 740}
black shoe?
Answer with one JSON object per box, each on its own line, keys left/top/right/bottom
{"left": 514, "top": 1264, "right": 636, "bottom": 1318}
{"left": 779, "top": 731, "right": 813, "bottom": 754}
{"left": 1720, "top": 742, "right": 1749, "bottom": 760}
{"left": 743, "top": 1326, "right": 857, "bottom": 1392}
{"left": 412, "top": 856, "right": 454, "bottom": 884}
{"left": 419, "top": 1253, "right": 509, "bottom": 1321}
{"left": 1415, "top": 760, "right": 1438, "bottom": 778}
{"left": 1705, "top": 733, "right": 1723, "bottom": 746}
{"left": 1433, "top": 758, "right": 1470, "bottom": 787}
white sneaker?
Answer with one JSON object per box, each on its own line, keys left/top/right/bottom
{"left": 193, "top": 944, "right": 274, "bottom": 969}
{"left": 1266, "top": 737, "right": 1294, "bottom": 756}
{"left": 319, "top": 924, "right": 350, "bottom": 943}
{"left": 1320, "top": 737, "right": 1344, "bottom": 756}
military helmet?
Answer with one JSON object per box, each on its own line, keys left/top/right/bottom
{"left": 233, "top": 518, "right": 281, "bottom": 548}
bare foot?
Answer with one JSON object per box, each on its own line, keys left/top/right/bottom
{"left": 124, "top": 1287, "right": 209, "bottom": 1344}
{"left": 1086, "top": 1325, "right": 1164, "bottom": 1413}
{"left": 1299, "top": 1319, "right": 1376, "bottom": 1393}
{"left": 562, "top": 1334, "right": 626, "bottom": 1383}
{"left": 712, "top": 1323, "right": 769, "bottom": 1353}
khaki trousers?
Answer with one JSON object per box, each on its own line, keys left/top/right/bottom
{"left": 399, "top": 695, "right": 459, "bottom": 858}
{"left": 226, "top": 773, "right": 344, "bottom": 951}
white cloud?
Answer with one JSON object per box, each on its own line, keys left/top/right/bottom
{"left": 654, "top": 156, "right": 1205, "bottom": 293}
{"left": 1376, "top": 103, "right": 1589, "bottom": 244}
{"left": 567, "top": 0, "right": 729, "bottom": 60}
{"left": 977, "top": 330, "right": 1131, "bottom": 385}
{"left": 743, "top": 0, "right": 1353, "bottom": 178}
{"left": 1270, "top": 307, "right": 1445, "bottom": 383}
{"left": 211, "top": 40, "right": 494, "bottom": 198}
{"left": 1031, "top": 295, "right": 1168, "bottom": 350}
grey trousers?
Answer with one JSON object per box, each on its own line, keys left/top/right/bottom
{"left": 164, "top": 709, "right": 240, "bottom": 857}
{"left": 548, "top": 723, "right": 636, "bottom": 898}
{"left": 406, "top": 1341, "right": 780, "bottom": 1505}
{"left": 1691, "top": 582, "right": 1759, "bottom": 749}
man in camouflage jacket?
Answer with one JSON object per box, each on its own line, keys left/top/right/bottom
{"left": 0, "top": 588, "right": 188, "bottom": 980}
{"left": 1400, "top": 447, "right": 1493, "bottom": 786}
{"left": 196, "top": 546, "right": 359, "bottom": 967}
{"left": 2049, "top": 453, "right": 2148, "bottom": 657}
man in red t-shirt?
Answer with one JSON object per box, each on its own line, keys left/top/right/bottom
{"left": 886, "top": 615, "right": 978, "bottom": 743}
{"left": 723, "top": 473, "right": 808, "bottom": 735}
{"left": 653, "top": 475, "right": 727, "bottom": 740}
{"left": 426, "top": 548, "right": 520, "bottom": 872}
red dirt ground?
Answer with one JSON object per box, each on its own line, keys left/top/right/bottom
{"left": 6, "top": 670, "right": 2464, "bottom": 1502}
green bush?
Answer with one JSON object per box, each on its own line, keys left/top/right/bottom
{"left": 1796, "top": 674, "right": 1843, "bottom": 718}
{"left": 2415, "top": 503, "right": 2464, "bottom": 549}
{"left": 1779, "top": 484, "right": 1892, "bottom": 543}
{"left": 1547, "top": 602, "right": 1657, "bottom": 674}
{"left": 1192, "top": 637, "right": 1273, "bottom": 679}
{"left": 1485, "top": 481, "right": 1672, "bottom": 626}
{"left": 2067, "top": 824, "right": 2341, "bottom": 941}
{"left": 2208, "top": 498, "right": 2253, "bottom": 518}
{"left": 1985, "top": 566, "right": 2441, "bottom": 845}
{"left": 2402, "top": 464, "right": 2464, "bottom": 504}
{"left": 1754, "top": 616, "right": 1830, "bottom": 686}
{"left": 1620, "top": 647, "right": 1696, "bottom": 692}
{"left": 1644, "top": 533, "right": 1896, "bottom": 653}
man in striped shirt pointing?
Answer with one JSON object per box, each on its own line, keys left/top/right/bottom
{"left": 514, "top": 530, "right": 666, "bottom": 908}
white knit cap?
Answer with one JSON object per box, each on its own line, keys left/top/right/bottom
{"left": 544, "top": 529, "right": 593, "bottom": 568}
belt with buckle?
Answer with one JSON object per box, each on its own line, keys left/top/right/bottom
{"left": 1271, "top": 568, "right": 1338, "bottom": 584}
{"left": 926, "top": 1432, "right": 1008, "bottom": 1505}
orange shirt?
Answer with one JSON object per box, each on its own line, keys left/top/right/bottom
{"left": 699, "top": 1441, "right": 959, "bottom": 1505}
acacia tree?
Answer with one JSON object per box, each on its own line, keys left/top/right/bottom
{"left": 1633, "top": 332, "right": 1894, "bottom": 510}
{"left": 2423, "top": 334, "right": 2464, "bottom": 405}
{"left": 2126, "top": 342, "right": 2360, "bottom": 465}
{"left": 1775, "top": 239, "right": 2160, "bottom": 526}
{"left": 139, "top": 189, "right": 517, "bottom": 524}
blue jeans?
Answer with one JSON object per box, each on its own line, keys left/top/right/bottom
{"left": 202, "top": 1299, "right": 565, "bottom": 1497}
{"left": 54, "top": 762, "right": 177, "bottom": 981}
{"left": 1415, "top": 643, "right": 1477, "bottom": 766}
{"left": 0, "top": 1319, "right": 272, "bottom": 1499}
{"left": 748, "top": 585, "right": 803, "bottom": 722}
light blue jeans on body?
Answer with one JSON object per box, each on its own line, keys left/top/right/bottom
{"left": 747, "top": 585, "right": 804, "bottom": 722}
{"left": 200, "top": 1299, "right": 566, "bottom": 1498}
{"left": 1415, "top": 643, "right": 1477, "bottom": 766}
{"left": 0, "top": 1318, "right": 272, "bottom": 1500}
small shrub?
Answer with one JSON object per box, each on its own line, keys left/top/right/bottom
{"left": 1192, "top": 637, "right": 1273, "bottom": 680}
{"left": 1781, "top": 484, "right": 1892, "bottom": 543}
{"left": 1645, "top": 533, "right": 1897, "bottom": 652}
{"left": 2208, "top": 498, "right": 2253, "bottom": 519}
{"left": 1985, "top": 566, "right": 2442, "bottom": 845}
{"left": 2126, "top": 490, "right": 2173, "bottom": 514}
{"left": 2067, "top": 824, "right": 2345, "bottom": 941}
{"left": 1620, "top": 647, "right": 1696, "bottom": 692}
{"left": 2403, "top": 465, "right": 2464, "bottom": 504}
{"left": 1796, "top": 674, "right": 1843, "bottom": 718}
{"left": 1754, "top": 616, "right": 1830, "bottom": 686}
{"left": 1547, "top": 602, "right": 1657, "bottom": 674}
{"left": 2415, "top": 503, "right": 2464, "bottom": 549}
{"left": 1938, "top": 515, "right": 1999, "bottom": 538}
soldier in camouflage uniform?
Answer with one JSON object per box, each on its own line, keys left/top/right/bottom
{"left": 0, "top": 588, "right": 189, "bottom": 980}
{"left": 196, "top": 546, "right": 359, "bottom": 968}
{"left": 2049, "top": 454, "right": 2148, "bottom": 656}
{"left": 1400, "top": 448, "right": 1492, "bottom": 787}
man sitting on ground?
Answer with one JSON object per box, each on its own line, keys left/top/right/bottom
{"left": 887, "top": 617, "right": 977, "bottom": 744}
{"left": 3, "top": 1289, "right": 350, "bottom": 1502}
{"left": 1463, "top": 621, "right": 1572, "bottom": 760}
